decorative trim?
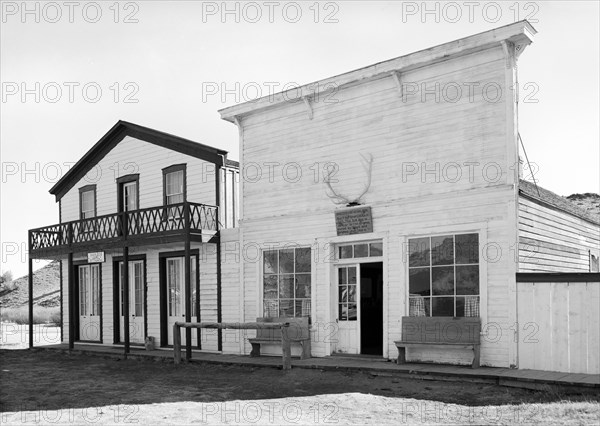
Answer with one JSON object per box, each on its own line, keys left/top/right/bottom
{"left": 391, "top": 71, "right": 403, "bottom": 98}
{"left": 303, "top": 97, "right": 313, "bottom": 120}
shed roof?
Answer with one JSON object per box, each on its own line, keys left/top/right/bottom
{"left": 519, "top": 180, "right": 600, "bottom": 225}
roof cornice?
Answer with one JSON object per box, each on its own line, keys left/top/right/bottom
{"left": 219, "top": 20, "right": 536, "bottom": 123}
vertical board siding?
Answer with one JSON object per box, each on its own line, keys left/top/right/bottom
{"left": 60, "top": 135, "right": 217, "bottom": 222}
{"left": 237, "top": 47, "right": 518, "bottom": 367}
{"left": 518, "top": 197, "right": 600, "bottom": 272}
{"left": 517, "top": 281, "right": 600, "bottom": 373}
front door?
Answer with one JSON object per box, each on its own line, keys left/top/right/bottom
{"left": 336, "top": 265, "right": 359, "bottom": 353}
{"left": 165, "top": 256, "right": 198, "bottom": 346}
{"left": 78, "top": 264, "right": 101, "bottom": 341}
{"left": 117, "top": 260, "right": 145, "bottom": 344}
{"left": 335, "top": 262, "right": 384, "bottom": 355}
{"left": 360, "top": 262, "right": 383, "bottom": 355}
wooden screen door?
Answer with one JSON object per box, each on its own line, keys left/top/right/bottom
{"left": 79, "top": 264, "right": 101, "bottom": 341}
{"left": 335, "top": 265, "right": 360, "bottom": 354}
{"left": 166, "top": 256, "right": 198, "bottom": 346}
{"left": 118, "top": 260, "right": 145, "bottom": 344}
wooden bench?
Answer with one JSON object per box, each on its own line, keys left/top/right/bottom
{"left": 394, "top": 317, "right": 481, "bottom": 368}
{"left": 249, "top": 317, "right": 311, "bottom": 360}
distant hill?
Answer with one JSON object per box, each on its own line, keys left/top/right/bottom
{"left": 0, "top": 261, "right": 60, "bottom": 308}
{"left": 566, "top": 193, "right": 600, "bottom": 217}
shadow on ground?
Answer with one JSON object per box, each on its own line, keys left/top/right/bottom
{"left": 1, "top": 349, "right": 597, "bottom": 413}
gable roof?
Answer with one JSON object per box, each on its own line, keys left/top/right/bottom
{"left": 519, "top": 180, "right": 600, "bottom": 225}
{"left": 49, "top": 120, "right": 228, "bottom": 202}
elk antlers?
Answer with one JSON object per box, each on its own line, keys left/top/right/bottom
{"left": 324, "top": 153, "right": 373, "bottom": 206}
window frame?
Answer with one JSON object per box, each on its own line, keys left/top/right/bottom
{"left": 162, "top": 164, "right": 186, "bottom": 206}
{"left": 116, "top": 174, "right": 140, "bottom": 212}
{"left": 405, "top": 227, "right": 486, "bottom": 320}
{"left": 78, "top": 184, "right": 97, "bottom": 219}
{"left": 261, "top": 246, "right": 313, "bottom": 319}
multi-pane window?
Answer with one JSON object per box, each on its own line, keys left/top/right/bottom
{"left": 79, "top": 265, "right": 100, "bottom": 316}
{"left": 166, "top": 257, "right": 197, "bottom": 317}
{"left": 81, "top": 190, "right": 95, "bottom": 218}
{"left": 263, "top": 247, "right": 311, "bottom": 318}
{"left": 338, "top": 242, "right": 383, "bottom": 259}
{"left": 165, "top": 170, "right": 184, "bottom": 205}
{"left": 338, "top": 266, "right": 357, "bottom": 321}
{"left": 408, "top": 233, "right": 480, "bottom": 317}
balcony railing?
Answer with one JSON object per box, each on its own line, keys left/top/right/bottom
{"left": 29, "top": 202, "right": 218, "bottom": 254}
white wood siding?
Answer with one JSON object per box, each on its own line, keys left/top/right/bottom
{"left": 518, "top": 197, "right": 600, "bottom": 272}
{"left": 60, "top": 241, "right": 220, "bottom": 350}
{"left": 237, "top": 46, "right": 519, "bottom": 367}
{"left": 220, "top": 228, "right": 242, "bottom": 354}
{"left": 517, "top": 280, "right": 600, "bottom": 373}
{"left": 60, "top": 135, "right": 217, "bottom": 222}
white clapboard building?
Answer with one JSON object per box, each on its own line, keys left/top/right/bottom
{"left": 29, "top": 21, "right": 599, "bottom": 373}
{"left": 218, "top": 20, "right": 600, "bottom": 371}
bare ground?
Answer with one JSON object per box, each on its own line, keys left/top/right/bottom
{"left": 1, "top": 350, "right": 598, "bottom": 425}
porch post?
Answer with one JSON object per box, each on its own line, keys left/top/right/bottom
{"left": 68, "top": 252, "right": 74, "bottom": 350}
{"left": 28, "top": 256, "right": 33, "bottom": 349}
{"left": 123, "top": 245, "right": 130, "bottom": 356}
{"left": 184, "top": 202, "right": 192, "bottom": 361}
{"left": 215, "top": 164, "right": 223, "bottom": 351}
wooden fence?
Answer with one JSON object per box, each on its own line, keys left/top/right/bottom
{"left": 173, "top": 322, "right": 292, "bottom": 369}
{"left": 516, "top": 273, "right": 600, "bottom": 374}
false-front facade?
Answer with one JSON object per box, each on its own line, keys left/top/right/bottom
{"left": 219, "top": 21, "right": 599, "bottom": 370}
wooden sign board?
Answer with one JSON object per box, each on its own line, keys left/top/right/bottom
{"left": 335, "top": 206, "right": 373, "bottom": 236}
{"left": 87, "top": 252, "right": 105, "bottom": 263}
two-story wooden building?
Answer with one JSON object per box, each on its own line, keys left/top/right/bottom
{"left": 28, "top": 121, "right": 239, "bottom": 356}
{"left": 218, "top": 20, "right": 599, "bottom": 371}
{"left": 28, "top": 21, "right": 599, "bottom": 373}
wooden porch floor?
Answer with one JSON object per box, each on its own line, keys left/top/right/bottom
{"left": 37, "top": 343, "right": 599, "bottom": 391}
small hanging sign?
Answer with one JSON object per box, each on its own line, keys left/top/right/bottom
{"left": 87, "top": 251, "right": 105, "bottom": 263}
{"left": 335, "top": 206, "right": 373, "bottom": 236}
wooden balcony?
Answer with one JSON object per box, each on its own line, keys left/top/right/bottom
{"left": 29, "top": 202, "right": 218, "bottom": 258}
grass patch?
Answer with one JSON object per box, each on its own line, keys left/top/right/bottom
{"left": 0, "top": 306, "right": 60, "bottom": 325}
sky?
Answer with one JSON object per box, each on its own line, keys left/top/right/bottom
{"left": 1, "top": 1, "right": 599, "bottom": 278}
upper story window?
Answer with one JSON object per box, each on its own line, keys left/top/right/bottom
{"left": 163, "top": 164, "right": 186, "bottom": 205}
{"left": 408, "top": 233, "right": 480, "bottom": 317}
{"left": 79, "top": 185, "right": 96, "bottom": 219}
{"left": 117, "top": 174, "right": 139, "bottom": 212}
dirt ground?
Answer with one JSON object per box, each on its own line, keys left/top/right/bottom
{"left": 1, "top": 350, "right": 598, "bottom": 425}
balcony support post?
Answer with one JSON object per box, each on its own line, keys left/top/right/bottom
{"left": 68, "top": 252, "right": 74, "bottom": 350}
{"left": 215, "top": 164, "right": 223, "bottom": 351}
{"left": 123, "top": 245, "right": 130, "bottom": 357}
{"left": 184, "top": 202, "right": 192, "bottom": 361}
{"left": 28, "top": 254, "right": 34, "bottom": 349}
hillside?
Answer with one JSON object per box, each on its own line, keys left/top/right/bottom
{"left": 0, "top": 261, "right": 60, "bottom": 308}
